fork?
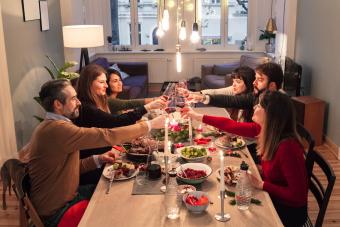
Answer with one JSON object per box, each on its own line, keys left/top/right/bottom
{"left": 106, "top": 169, "right": 114, "bottom": 194}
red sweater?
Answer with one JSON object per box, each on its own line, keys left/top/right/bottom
{"left": 203, "top": 115, "right": 308, "bottom": 207}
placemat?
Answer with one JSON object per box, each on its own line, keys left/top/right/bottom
{"left": 131, "top": 175, "right": 165, "bottom": 195}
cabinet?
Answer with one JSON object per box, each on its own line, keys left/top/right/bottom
{"left": 291, "top": 96, "right": 326, "bottom": 146}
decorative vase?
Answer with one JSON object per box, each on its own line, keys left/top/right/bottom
{"left": 265, "top": 43, "right": 275, "bottom": 53}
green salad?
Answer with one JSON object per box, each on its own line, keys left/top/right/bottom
{"left": 181, "top": 147, "right": 207, "bottom": 158}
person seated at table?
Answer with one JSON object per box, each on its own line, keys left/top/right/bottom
{"left": 20, "top": 79, "right": 165, "bottom": 227}
{"left": 74, "top": 64, "right": 166, "bottom": 185}
{"left": 182, "top": 91, "right": 308, "bottom": 227}
{"left": 106, "top": 68, "right": 159, "bottom": 114}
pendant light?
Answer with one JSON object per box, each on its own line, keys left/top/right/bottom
{"left": 266, "top": 0, "right": 277, "bottom": 33}
{"left": 162, "top": 0, "right": 170, "bottom": 31}
{"left": 156, "top": 0, "right": 164, "bottom": 38}
{"left": 179, "top": 0, "right": 186, "bottom": 40}
{"left": 190, "top": 0, "right": 200, "bottom": 43}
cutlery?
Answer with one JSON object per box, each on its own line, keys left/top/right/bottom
{"left": 106, "top": 169, "right": 114, "bottom": 194}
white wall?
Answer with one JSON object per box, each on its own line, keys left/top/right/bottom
{"left": 295, "top": 0, "right": 340, "bottom": 147}
{"left": 2, "top": 0, "right": 64, "bottom": 149}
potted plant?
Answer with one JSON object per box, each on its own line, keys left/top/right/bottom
{"left": 259, "top": 30, "right": 276, "bottom": 53}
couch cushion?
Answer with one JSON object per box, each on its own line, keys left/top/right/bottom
{"left": 213, "top": 62, "right": 240, "bottom": 75}
{"left": 91, "top": 57, "right": 110, "bottom": 69}
{"left": 239, "top": 54, "right": 270, "bottom": 69}
{"left": 123, "top": 75, "right": 147, "bottom": 87}
{"left": 202, "top": 74, "right": 226, "bottom": 89}
{"left": 109, "top": 64, "right": 130, "bottom": 80}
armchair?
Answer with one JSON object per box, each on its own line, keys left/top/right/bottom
{"left": 201, "top": 54, "right": 270, "bottom": 89}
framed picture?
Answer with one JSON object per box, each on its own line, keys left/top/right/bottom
{"left": 22, "top": 0, "right": 40, "bottom": 21}
{"left": 39, "top": 1, "right": 49, "bottom": 31}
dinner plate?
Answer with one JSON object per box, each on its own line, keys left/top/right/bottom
{"left": 215, "top": 165, "right": 241, "bottom": 186}
{"left": 214, "top": 136, "right": 246, "bottom": 150}
{"left": 102, "top": 164, "right": 139, "bottom": 181}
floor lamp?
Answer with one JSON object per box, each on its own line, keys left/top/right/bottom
{"left": 62, "top": 25, "right": 104, "bottom": 71}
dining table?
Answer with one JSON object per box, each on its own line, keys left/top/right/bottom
{"left": 78, "top": 107, "right": 283, "bottom": 227}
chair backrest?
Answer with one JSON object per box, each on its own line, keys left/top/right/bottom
{"left": 9, "top": 162, "right": 44, "bottom": 227}
{"left": 296, "top": 123, "right": 315, "bottom": 156}
{"left": 305, "top": 149, "right": 336, "bottom": 227}
{"left": 239, "top": 54, "right": 271, "bottom": 69}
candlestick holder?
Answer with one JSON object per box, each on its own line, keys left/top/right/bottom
{"left": 160, "top": 155, "right": 169, "bottom": 193}
{"left": 215, "top": 190, "right": 230, "bottom": 222}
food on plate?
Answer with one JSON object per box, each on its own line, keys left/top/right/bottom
{"left": 223, "top": 166, "right": 240, "bottom": 186}
{"left": 185, "top": 194, "right": 209, "bottom": 206}
{"left": 111, "top": 162, "right": 136, "bottom": 179}
{"left": 181, "top": 147, "right": 207, "bottom": 158}
{"left": 126, "top": 137, "right": 161, "bottom": 154}
{"left": 152, "top": 125, "right": 189, "bottom": 143}
{"left": 178, "top": 168, "right": 207, "bottom": 179}
{"left": 215, "top": 135, "right": 245, "bottom": 149}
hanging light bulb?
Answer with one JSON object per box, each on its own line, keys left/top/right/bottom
{"left": 162, "top": 9, "right": 170, "bottom": 31}
{"left": 190, "top": 0, "right": 200, "bottom": 44}
{"left": 176, "top": 44, "right": 182, "bottom": 73}
{"left": 190, "top": 22, "right": 200, "bottom": 43}
{"left": 156, "top": 21, "right": 164, "bottom": 38}
{"left": 179, "top": 20, "right": 187, "bottom": 40}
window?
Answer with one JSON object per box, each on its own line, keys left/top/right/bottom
{"left": 110, "top": 0, "right": 159, "bottom": 47}
{"left": 200, "top": 0, "right": 248, "bottom": 48}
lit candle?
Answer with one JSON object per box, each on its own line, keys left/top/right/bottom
{"left": 164, "top": 118, "right": 169, "bottom": 156}
{"left": 197, "top": 124, "right": 203, "bottom": 132}
{"left": 220, "top": 150, "right": 225, "bottom": 192}
{"left": 188, "top": 117, "right": 193, "bottom": 144}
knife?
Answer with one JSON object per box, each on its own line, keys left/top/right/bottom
{"left": 106, "top": 169, "right": 114, "bottom": 194}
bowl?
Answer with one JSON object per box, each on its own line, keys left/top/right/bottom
{"left": 176, "top": 163, "right": 212, "bottom": 184}
{"left": 183, "top": 191, "right": 210, "bottom": 213}
{"left": 177, "top": 185, "right": 196, "bottom": 201}
{"left": 177, "top": 145, "right": 208, "bottom": 162}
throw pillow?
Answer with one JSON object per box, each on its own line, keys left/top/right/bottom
{"left": 109, "top": 64, "right": 130, "bottom": 80}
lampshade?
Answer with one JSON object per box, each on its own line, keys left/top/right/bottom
{"left": 266, "top": 18, "right": 277, "bottom": 33}
{"left": 63, "top": 25, "right": 104, "bottom": 48}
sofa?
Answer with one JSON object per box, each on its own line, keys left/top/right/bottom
{"left": 91, "top": 57, "right": 148, "bottom": 99}
{"left": 201, "top": 54, "right": 270, "bottom": 89}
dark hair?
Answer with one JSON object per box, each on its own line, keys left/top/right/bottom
{"left": 77, "top": 64, "right": 110, "bottom": 112}
{"left": 258, "top": 91, "right": 301, "bottom": 160}
{"left": 106, "top": 68, "right": 122, "bottom": 96}
{"left": 231, "top": 66, "right": 255, "bottom": 94}
{"left": 39, "top": 79, "right": 71, "bottom": 112}
{"left": 255, "top": 62, "right": 283, "bottom": 89}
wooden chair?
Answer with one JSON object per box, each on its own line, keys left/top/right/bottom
{"left": 305, "top": 149, "right": 336, "bottom": 227}
{"left": 10, "top": 167, "right": 44, "bottom": 227}
{"left": 296, "top": 123, "right": 315, "bottom": 155}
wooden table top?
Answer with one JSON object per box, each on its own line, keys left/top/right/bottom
{"left": 79, "top": 107, "right": 283, "bottom": 227}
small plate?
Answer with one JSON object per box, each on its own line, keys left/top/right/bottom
{"left": 215, "top": 165, "right": 241, "bottom": 186}
{"left": 102, "top": 164, "right": 139, "bottom": 181}
{"left": 214, "top": 136, "right": 246, "bottom": 150}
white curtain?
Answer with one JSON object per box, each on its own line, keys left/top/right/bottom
{"left": 0, "top": 3, "right": 18, "bottom": 167}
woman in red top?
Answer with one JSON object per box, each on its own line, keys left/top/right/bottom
{"left": 183, "top": 91, "right": 308, "bottom": 227}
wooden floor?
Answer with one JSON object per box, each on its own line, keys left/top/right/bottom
{"left": 0, "top": 143, "right": 339, "bottom": 226}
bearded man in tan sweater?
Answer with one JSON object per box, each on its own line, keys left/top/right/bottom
{"left": 21, "top": 79, "right": 165, "bottom": 226}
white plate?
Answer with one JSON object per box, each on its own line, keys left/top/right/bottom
{"left": 177, "top": 145, "right": 208, "bottom": 162}
{"left": 214, "top": 136, "right": 246, "bottom": 150}
{"left": 215, "top": 165, "right": 241, "bottom": 186}
{"left": 102, "top": 164, "right": 139, "bottom": 181}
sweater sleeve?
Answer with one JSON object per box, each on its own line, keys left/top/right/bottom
{"left": 209, "top": 93, "right": 255, "bottom": 110}
{"left": 76, "top": 104, "right": 147, "bottom": 128}
{"left": 202, "top": 115, "right": 261, "bottom": 138}
{"left": 79, "top": 156, "right": 98, "bottom": 174}
{"left": 262, "top": 141, "right": 308, "bottom": 206}
{"left": 108, "top": 98, "right": 145, "bottom": 114}
{"left": 201, "top": 86, "right": 234, "bottom": 96}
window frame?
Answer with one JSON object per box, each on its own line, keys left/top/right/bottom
{"left": 111, "top": 0, "right": 160, "bottom": 50}
{"left": 199, "top": 0, "right": 249, "bottom": 50}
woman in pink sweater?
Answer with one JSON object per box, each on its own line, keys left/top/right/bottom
{"left": 183, "top": 91, "right": 308, "bottom": 227}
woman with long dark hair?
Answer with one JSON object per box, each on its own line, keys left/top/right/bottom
{"left": 74, "top": 64, "right": 165, "bottom": 184}
{"left": 183, "top": 91, "right": 308, "bottom": 227}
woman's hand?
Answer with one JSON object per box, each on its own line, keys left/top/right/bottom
{"left": 247, "top": 172, "right": 264, "bottom": 190}
{"left": 148, "top": 115, "right": 166, "bottom": 129}
{"left": 144, "top": 98, "right": 167, "bottom": 111}
{"left": 187, "top": 93, "right": 205, "bottom": 103}
{"left": 180, "top": 107, "right": 204, "bottom": 122}
{"left": 99, "top": 150, "right": 116, "bottom": 164}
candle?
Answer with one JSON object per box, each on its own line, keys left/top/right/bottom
{"left": 188, "top": 117, "right": 193, "bottom": 144}
{"left": 164, "top": 118, "right": 169, "bottom": 156}
{"left": 220, "top": 151, "right": 225, "bottom": 192}
{"left": 197, "top": 124, "right": 203, "bottom": 132}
